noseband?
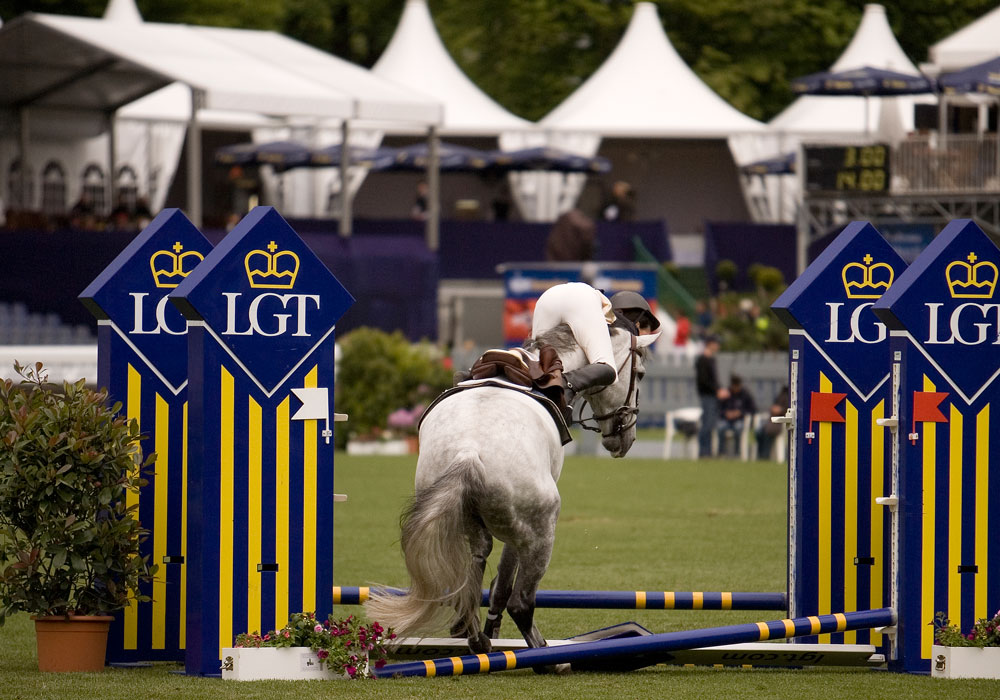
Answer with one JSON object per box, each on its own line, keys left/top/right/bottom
{"left": 576, "top": 333, "right": 640, "bottom": 440}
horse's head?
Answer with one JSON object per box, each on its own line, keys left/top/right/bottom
{"left": 578, "top": 328, "right": 657, "bottom": 458}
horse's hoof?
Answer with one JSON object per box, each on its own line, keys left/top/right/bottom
{"left": 468, "top": 633, "right": 492, "bottom": 655}
{"left": 532, "top": 663, "right": 572, "bottom": 675}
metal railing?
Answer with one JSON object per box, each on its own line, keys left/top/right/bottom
{"left": 892, "top": 134, "right": 1000, "bottom": 194}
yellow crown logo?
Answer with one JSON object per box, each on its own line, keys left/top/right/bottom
{"left": 150, "top": 242, "right": 205, "bottom": 288}
{"left": 842, "top": 254, "right": 894, "bottom": 299}
{"left": 245, "top": 241, "right": 300, "bottom": 289}
{"left": 946, "top": 252, "right": 998, "bottom": 298}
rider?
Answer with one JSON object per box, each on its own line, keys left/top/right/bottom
{"left": 531, "top": 284, "right": 659, "bottom": 404}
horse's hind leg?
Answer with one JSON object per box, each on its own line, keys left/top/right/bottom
{"left": 484, "top": 544, "right": 518, "bottom": 639}
{"left": 448, "top": 521, "right": 493, "bottom": 654}
{"left": 506, "top": 533, "right": 554, "bottom": 650}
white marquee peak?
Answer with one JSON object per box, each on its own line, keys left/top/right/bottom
{"left": 103, "top": 0, "right": 142, "bottom": 24}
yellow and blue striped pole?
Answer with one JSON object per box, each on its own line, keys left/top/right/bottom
{"left": 333, "top": 586, "right": 787, "bottom": 611}
{"left": 373, "top": 609, "right": 895, "bottom": 677}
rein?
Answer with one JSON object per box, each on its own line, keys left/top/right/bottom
{"left": 575, "top": 333, "right": 640, "bottom": 439}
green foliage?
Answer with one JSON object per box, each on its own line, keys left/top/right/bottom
{"left": 709, "top": 291, "right": 788, "bottom": 351}
{"left": 715, "top": 259, "right": 738, "bottom": 287}
{"left": 934, "top": 610, "right": 1000, "bottom": 648}
{"left": 0, "top": 363, "right": 156, "bottom": 623}
{"left": 334, "top": 328, "right": 452, "bottom": 448}
{"left": 234, "top": 611, "right": 395, "bottom": 678}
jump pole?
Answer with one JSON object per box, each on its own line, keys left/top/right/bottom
{"left": 373, "top": 608, "right": 894, "bottom": 678}
{"left": 333, "top": 586, "right": 787, "bottom": 611}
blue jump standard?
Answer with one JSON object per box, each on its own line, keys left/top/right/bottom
{"left": 332, "top": 586, "right": 787, "bottom": 611}
{"left": 371, "top": 608, "right": 895, "bottom": 678}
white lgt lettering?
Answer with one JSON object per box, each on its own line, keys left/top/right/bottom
{"left": 825, "top": 302, "right": 886, "bottom": 344}
{"left": 925, "top": 302, "right": 1000, "bottom": 345}
{"left": 223, "top": 292, "right": 321, "bottom": 337}
{"left": 130, "top": 292, "right": 187, "bottom": 335}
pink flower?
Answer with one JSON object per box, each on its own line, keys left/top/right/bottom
{"left": 316, "top": 649, "right": 329, "bottom": 660}
{"left": 283, "top": 630, "right": 291, "bottom": 638}
{"left": 314, "top": 624, "right": 323, "bottom": 633}
{"left": 375, "top": 659, "right": 387, "bottom": 669}
{"left": 345, "top": 665, "right": 357, "bottom": 677}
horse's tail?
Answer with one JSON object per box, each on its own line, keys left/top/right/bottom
{"left": 365, "top": 452, "right": 486, "bottom": 639}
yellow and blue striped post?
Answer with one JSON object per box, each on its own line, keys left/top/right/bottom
{"left": 80, "top": 209, "right": 212, "bottom": 662}
{"left": 874, "top": 219, "right": 1000, "bottom": 673}
{"left": 171, "top": 207, "right": 354, "bottom": 676}
{"left": 333, "top": 586, "right": 787, "bottom": 611}
{"left": 373, "top": 608, "right": 895, "bottom": 677}
{"left": 772, "top": 222, "right": 906, "bottom": 655}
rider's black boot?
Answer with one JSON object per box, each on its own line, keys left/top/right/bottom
{"left": 562, "top": 362, "right": 617, "bottom": 404}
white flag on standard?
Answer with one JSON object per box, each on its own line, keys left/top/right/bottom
{"left": 291, "top": 387, "right": 333, "bottom": 443}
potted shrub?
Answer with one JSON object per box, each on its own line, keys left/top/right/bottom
{"left": 931, "top": 610, "right": 1000, "bottom": 679}
{"left": 223, "top": 612, "right": 394, "bottom": 681}
{"left": 0, "top": 362, "right": 156, "bottom": 672}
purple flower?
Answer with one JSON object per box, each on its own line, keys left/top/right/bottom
{"left": 316, "top": 649, "right": 329, "bottom": 659}
{"left": 345, "top": 665, "right": 357, "bottom": 678}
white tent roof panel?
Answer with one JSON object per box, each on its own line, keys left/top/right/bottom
{"left": 539, "top": 2, "right": 763, "bottom": 138}
{"left": 373, "top": 0, "right": 533, "bottom": 135}
{"left": 929, "top": 5, "right": 1000, "bottom": 72}
{"left": 195, "top": 25, "right": 442, "bottom": 125}
{"left": 27, "top": 13, "right": 354, "bottom": 118}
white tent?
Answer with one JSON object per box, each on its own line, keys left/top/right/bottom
{"left": 769, "top": 4, "right": 927, "bottom": 139}
{"left": 0, "top": 0, "right": 442, "bottom": 226}
{"left": 752, "top": 4, "right": 930, "bottom": 224}
{"left": 372, "top": 0, "right": 534, "bottom": 136}
{"left": 531, "top": 1, "right": 763, "bottom": 228}
{"left": 929, "top": 5, "right": 1000, "bottom": 72}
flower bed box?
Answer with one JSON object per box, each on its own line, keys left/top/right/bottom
{"left": 221, "top": 647, "right": 344, "bottom": 681}
{"left": 931, "top": 646, "right": 1000, "bottom": 680}
{"left": 346, "top": 437, "right": 417, "bottom": 455}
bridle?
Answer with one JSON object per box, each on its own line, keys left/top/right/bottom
{"left": 575, "top": 333, "right": 641, "bottom": 440}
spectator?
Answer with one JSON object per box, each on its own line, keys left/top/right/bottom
{"left": 600, "top": 180, "right": 635, "bottom": 222}
{"left": 717, "top": 374, "right": 756, "bottom": 457}
{"left": 546, "top": 209, "right": 595, "bottom": 261}
{"left": 756, "top": 385, "right": 790, "bottom": 460}
{"left": 695, "top": 335, "right": 727, "bottom": 458}
{"left": 411, "top": 180, "right": 429, "bottom": 221}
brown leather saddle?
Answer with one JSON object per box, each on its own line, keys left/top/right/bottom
{"left": 419, "top": 345, "right": 573, "bottom": 445}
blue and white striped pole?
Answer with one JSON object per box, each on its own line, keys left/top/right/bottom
{"left": 372, "top": 608, "right": 895, "bottom": 678}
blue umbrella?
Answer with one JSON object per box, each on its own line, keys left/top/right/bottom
{"left": 308, "top": 144, "right": 396, "bottom": 170}
{"left": 213, "top": 140, "right": 312, "bottom": 170}
{"left": 790, "top": 65, "right": 935, "bottom": 96}
{"left": 489, "top": 146, "right": 611, "bottom": 173}
{"left": 790, "top": 65, "right": 936, "bottom": 135}
{"left": 740, "top": 152, "right": 795, "bottom": 176}
{"left": 382, "top": 142, "right": 494, "bottom": 172}
{"left": 938, "top": 56, "right": 1000, "bottom": 96}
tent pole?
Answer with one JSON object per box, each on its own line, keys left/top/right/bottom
{"left": 339, "top": 120, "right": 352, "bottom": 237}
{"left": 107, "top": 110, "right": 117, "bottom": 216}
{"left": 426, "top": 125, "right": 440, "bottom": 251}
{"left": 18, "top": 107, "right": 30, "bottom": 211}
{"left": 186, "top": 87, "right": 204, "bottom": 228}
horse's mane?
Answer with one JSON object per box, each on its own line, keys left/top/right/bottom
{"left": 523, "top": 323, "right": 578, "bottom": 355}
{"left": 524, "top": 323, "right": 629, "bottom": 357}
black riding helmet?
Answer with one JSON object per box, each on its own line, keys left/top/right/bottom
{"left": 609, "top": 291, "right": 661, "bottom": 333}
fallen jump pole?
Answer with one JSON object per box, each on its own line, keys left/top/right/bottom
{"left": 333, "top": 586, "right": 787, "bottom": 611}
{"left": 372, "top": 608, "right": 895, "bottom": 678}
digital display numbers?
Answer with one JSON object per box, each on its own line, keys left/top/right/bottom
{"left": 804, "top": 144, "right": 890, "bottom": 194}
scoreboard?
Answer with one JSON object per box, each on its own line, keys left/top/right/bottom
{"left": 804, "top": 144, "right": 890, "bottom": 195}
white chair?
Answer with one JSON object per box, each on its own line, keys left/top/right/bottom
{"left": 663, "top": 406, "right": 705, "bottom": 459}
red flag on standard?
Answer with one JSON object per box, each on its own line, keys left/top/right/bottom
{"left": 808, "top": 391, "right": 846, "bottom": 443}
{"left": 912, "top": 391, "right": 948, "bottom": 424}
{"left": 810, "top": 391, "right": 847, "bottom": 423}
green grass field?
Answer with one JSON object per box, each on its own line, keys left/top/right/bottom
{"left": 2, "top": 453, "right": 998, "bottom": 699}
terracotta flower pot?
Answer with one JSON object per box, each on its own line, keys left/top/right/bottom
{"left": 32, "top": 615, "right": 113, "bottom": 672}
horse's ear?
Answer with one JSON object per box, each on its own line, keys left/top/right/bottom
{"left": 635, "top": 332, "right": 660, "bottom": 348}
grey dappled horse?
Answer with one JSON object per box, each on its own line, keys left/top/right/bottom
{"left": 365, "top": 324, "right": 656, "bottom": 663}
